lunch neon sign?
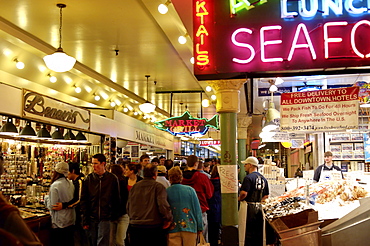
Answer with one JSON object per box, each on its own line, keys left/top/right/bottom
{"left": 193, "top": 0, "right": 370, "bottom": 76}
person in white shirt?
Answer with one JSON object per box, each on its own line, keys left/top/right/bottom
{"left": 313, "top": 151, "right": 343, "bottom": 182}
{"left": 156, "top": 165, "right": 170, "bottom": 188}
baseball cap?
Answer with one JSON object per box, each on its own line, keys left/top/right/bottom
{"left": 55, "top": 162, "right": 69, "bottom": 177}
{"left": 157, "top": 165, "right": 167, "bottom": 174}
{"left": 241, "top": 157, "right": 259, "bottom": 166}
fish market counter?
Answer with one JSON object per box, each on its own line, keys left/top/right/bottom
{"left": 263, "top": 180, "right": 370, "bottom": 245}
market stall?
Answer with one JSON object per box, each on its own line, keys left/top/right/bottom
{"left": 263, "top": 179, "right": 370, "bottom": 245}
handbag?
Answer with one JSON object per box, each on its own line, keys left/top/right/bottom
{"left": 197, "top": 233, "right": 210, "bottom": 246}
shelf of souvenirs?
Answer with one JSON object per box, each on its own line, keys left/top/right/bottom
{"left": 0, "top": 146, "right": 92, "bottom": 196}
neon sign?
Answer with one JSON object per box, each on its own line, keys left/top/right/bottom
{"left": 193, "top": 0, "right": 370, "bottom": 77}
{"left": 154, "top": 111, "right": 219, "bottom": 136}
{"left": 194, "top": 0, "right": 212, "bottom": 68}
{"left": 229, "top": 0, "right": 268, "bottom": 15}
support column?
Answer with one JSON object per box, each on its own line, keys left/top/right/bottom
{"left": 207, "top": 79, "right": 246, "bottom": 246}
{"left": 237, "top": 115, "right": 252, "bottom": 183}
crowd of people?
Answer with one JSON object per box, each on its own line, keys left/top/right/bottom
{"left": 0, "top": 151, "right": 274, "bottom": 246}
{"left": 44, "top": 154, "right": 222, "bottom": 246}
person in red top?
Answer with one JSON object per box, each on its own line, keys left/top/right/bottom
{"left": 182, "top": 155, "right": 214, "bottom": 243}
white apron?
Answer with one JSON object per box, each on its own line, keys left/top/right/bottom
{"left": 319, "top": 166, "right": 342, "bottom": 182}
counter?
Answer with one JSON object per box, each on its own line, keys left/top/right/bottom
{"left": 20, "top": 208, "right": 51, "bottom": 246}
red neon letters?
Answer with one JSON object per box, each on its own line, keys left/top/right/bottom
{"left": 195, "top": 0, "right": 210, "bottom": 66}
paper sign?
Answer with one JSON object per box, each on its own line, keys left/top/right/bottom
{"left": 280, "top": 87, "right": 359, "bottom": 132}
{"left": 218, "top": 165, "right": 238, "bottom": 193}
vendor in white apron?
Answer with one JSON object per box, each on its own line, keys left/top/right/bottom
{"left": 313, "top": 151, "right": 343, "bottom": 182}
{"left": 238, "top": 157, "right": 269, "bottom": 246}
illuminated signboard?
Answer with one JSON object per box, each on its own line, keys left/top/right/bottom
{"left": 193, "top": 0, "right": 370, "bottom": 77}
{"left": 154, "top": 111, "right": 219, "bottom": 136}
{"left": 200, "top": 140, "right": 221, "bottom": 146}
{"left": 194, "top": 0, "right": 214, "bottom": 69}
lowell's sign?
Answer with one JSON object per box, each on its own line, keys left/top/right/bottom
{"left": 23, "top": 90, "right": 90, "bottom": 130}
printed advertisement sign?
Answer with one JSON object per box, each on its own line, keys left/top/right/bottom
{"left": 280, "top": 87, "right": 359, "bottom": 132}
{"left": 261, "top": 132, "right": 290, "bottom": 142}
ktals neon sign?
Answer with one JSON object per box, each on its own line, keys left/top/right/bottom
{"left": 195, "top": 0, "right": 211, "bottom": 68}
{"left": 231, "top": 0, "right": 370, "bottom": 17}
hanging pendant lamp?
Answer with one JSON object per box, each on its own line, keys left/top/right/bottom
{"left": 139, "top": 75, "right": 156, "bottom": 113}
{"left": 20, "top": 121, "right": 36, "bottom": 137}
{"left": 0, "top": 117, "right": 18, "bottom": 135}
{"left": 76, "top": 131, "right": 87, "bottom": 141}
{"left": 52, "top": 127, "right": 64, "bottom": 140}
{"left": 37, "top": 125, "right": 52, "bottom": 139}
{"left": 43, "top": 3, "right": 76, "bottom": 72}
{"left": 64, "top": 129, "right": 76, "bottom": 141}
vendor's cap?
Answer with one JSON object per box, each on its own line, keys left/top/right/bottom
{"left": 157, "top": 165, "right": 167, "bottom": 174}
{"left": 55, "top": 162, "right": 69, "bottom": 177}
{"left": 241, "top": 157, "right": 259, "bottom": 166}
{"left": 324, "top": 151, "right": 333, "bottom": 157}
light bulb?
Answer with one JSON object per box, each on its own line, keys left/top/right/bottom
{"left": 134, "top": 111, "right": 139, "bottom": 116}
{"left": 190, "top": 57, "right": 195, "bottom": 64}
{"left": 202, "top": 99, "right": 210, "bottom": 107}
{"left": 158, "top": 4, "right": 169, "bottom": 14}
{"left": 211, "top": 95, "right": 217, "bottom": 101}
{"left": 94, "top": 95, "right": 100, "bottom": 101}
{"left": 178, "top": 35, "right": 187, "bottom": 44}
{"left": 269, "top": 84, "right": 278, "bottom": 92}
{"left": 75, "top": 86, "right": 81, "bottom": 93}
{"left": 275, "top": 77, "right": 284, "bottom": 85}
{"left": 49, "top": 75, "right": 57, "bottom": 83}
{"left": 205, "top": 86, "right": 212, "bottom": 92}
{"left": 110, "top": 101, "right": 116, "bottom": 107}
{"left": 123, "top": 108, "right": 129, "bottom": 113}
{"left": 15, "top": 61, "right": 25, "bottom": 69}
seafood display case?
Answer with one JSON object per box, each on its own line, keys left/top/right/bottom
{"left": 321, "top": 197, "right": 370, "bottom": 246}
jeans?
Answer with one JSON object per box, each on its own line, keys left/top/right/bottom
{"left": 202, "top": 212, "right": 209, "bottom": 242}
{"left": 110, "top": 214, "right": 129, "bottom": 246}
{"left": 88, "top": 220, "right": 111, "bottom": 246}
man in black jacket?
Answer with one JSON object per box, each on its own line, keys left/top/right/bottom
{"left": 81, "top": 154, "right": 120, "bottom": 246}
